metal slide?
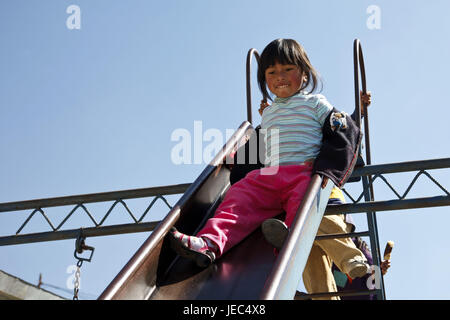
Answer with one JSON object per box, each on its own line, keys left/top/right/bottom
{"left": 98, "top": 121, "right": 333, "bottom": 300}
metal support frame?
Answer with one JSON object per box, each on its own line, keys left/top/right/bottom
{"left": 362, "top": 175, "right": 385, "bottom": 300}
{"left": 0, "top": 184, "right": 190, "bottom": 246}
{"left": 2, "top": 158, "right": 448, "bottom": 247}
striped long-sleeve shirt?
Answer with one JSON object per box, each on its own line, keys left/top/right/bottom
{"left": 261, "top": 92, "right": 334, "bottom": 167}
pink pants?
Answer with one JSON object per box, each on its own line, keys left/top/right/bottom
{"left": 197, "top": 164, "right": 312, "bottom": 257}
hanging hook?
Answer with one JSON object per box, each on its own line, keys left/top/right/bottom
{"left": 74, "top": 228, "right": 95, "bottom": 263}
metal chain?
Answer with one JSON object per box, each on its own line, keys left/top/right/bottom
{"left": 72, "top": 229, "right": 95, "bottom": 300}
{"left": 73, "top": 259, "right": 83, "bottom": 300}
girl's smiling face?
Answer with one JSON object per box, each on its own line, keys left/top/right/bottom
{"left": 265, "top": 62, "right": 304, "bottom": 98}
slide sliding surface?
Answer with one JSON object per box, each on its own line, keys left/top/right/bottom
{"left": 99, "top": 121, "right": 331, "bottom": 300}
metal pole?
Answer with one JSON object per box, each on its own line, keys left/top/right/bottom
{"left": 0, "top": 221, "right": 160, "bottom": 246}
{"left": 2, "top": 195, "right": 449, "bottom": 246}
{"left": 325, "top": 195, "right": 450, "bottom": 215}
{"left": 354, "top": 39, "right": 385, "bottom": 300}
{"left": 296, "top": 289, "right": 380, "bottom": 300}
{"left": 351, "top": 157, "right": 450, "bottom": 177}
{"left": 0, "top": 183, "right": 191, "bottom": 213}
{"left": 246, "top": 48, "right": 260, "bottom": 124}
{"left": 362, "top": 176, "right": 386, "bottom": 300}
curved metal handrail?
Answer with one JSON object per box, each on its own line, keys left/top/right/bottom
{"left": 353, "top": 39, "right": 371, "bottom": 164}
{"left": 354, "top": 39, "right": 386, "bottom": 300}
{"left": 246, "top": 48, "right": 263, "bottom": 124}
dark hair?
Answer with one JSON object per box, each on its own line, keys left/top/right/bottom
{"left": 257, "top": 39, "right": 322, "bottom": 100}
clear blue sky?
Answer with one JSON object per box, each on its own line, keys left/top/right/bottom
{"left": 1, "top": 0, "right": 449, "bottom": 299}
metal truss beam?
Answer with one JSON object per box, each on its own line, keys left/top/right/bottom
{"left": 0, "top": 158, "right": 449, "bottom": 247}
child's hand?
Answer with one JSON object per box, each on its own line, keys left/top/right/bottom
{"left": 380, "top": 260, "right": 391, "bottom": 275}
{"left": 321, "top": 177, "right": 329, "bottom": 189}
{"left": 360, "top": 91, "right": 372, "bottom": 116}
{"left": 259, "top": 99, "right": 270, "bottom": 116}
